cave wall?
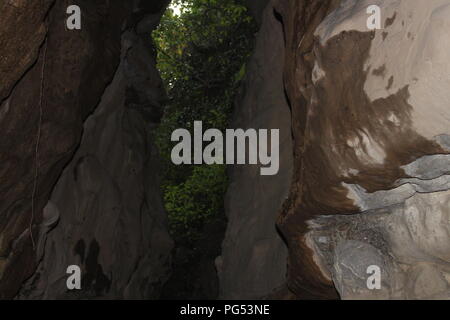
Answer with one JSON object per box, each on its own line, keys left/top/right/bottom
{"left": 0, "top": 0, "right": 171, "bottom": 299}
{"left": 222, "top": 0, "right": 450, "bottom": 300}
{"left": 278, "top": 0, "right": 450, "bottom": 299}
{"left": 2, "top": 0, "right": 449, "bottom": 301}
{"left": 217, "top": 0, "right": 292, "bottom": 299}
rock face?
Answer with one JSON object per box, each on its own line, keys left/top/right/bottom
{"left": 221, "top": 0, "right": 450, "bottom": 300}
{"left": 276, "top": 0, "right": 450, "bottom": 299}
{"left": 2, "top": 0, "right": 449, "bottom": 301}
{"left": 0, "top": 0, "right": 172, "bottom": 299}
{"left": 217, "top": 0, "right": 292, "bottom": 299}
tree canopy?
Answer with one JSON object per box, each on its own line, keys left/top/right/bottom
{"left": 153, "top": 0, "right": 256, "bottom": 245}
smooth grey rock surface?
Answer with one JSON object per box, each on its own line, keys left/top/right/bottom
{"left": 217, "top": 0, "right": 291, "bottom": 299}
{"left": 307, "top": 189, "right": 450, "bottom": 299}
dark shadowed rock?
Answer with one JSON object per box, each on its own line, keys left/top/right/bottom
{"left": 217, "top": 0, "right": 292, "bottom": 299}
{"left": 0, "top": 0, "right": 172, "bottom": 299}
{"left": 243, "top": 0, "right": 270, "bottom": 26}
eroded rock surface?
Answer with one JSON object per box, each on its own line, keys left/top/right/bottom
{"left": 277, "top": 0, "right": 450, "bottom": 299}
{"left": 217, "top": 0, "right": 292, "bottom": 299}
{"left": 0, "top": 0, "right": 171, "bottom": 299}
{"left": 2, "top": 0, "right": 449, "bottom": 301}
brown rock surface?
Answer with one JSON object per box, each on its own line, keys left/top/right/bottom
{"left": 226, "top": 0, "right": 450, "bottom": 299}
{"left": 2, "top": 0, "right": 449, "bottom": 301}
{"left": 0, "top": 0, "right": 171, "bottom": 299}
{"left": 278, "top": 0, "right": 450, "bottom": 299}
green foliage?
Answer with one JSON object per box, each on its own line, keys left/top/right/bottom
{"left": 164, "top": 165, "right": 227, "bottom": 244}
{"left": 153, "top": 0, "right": 256, "bottom": 244}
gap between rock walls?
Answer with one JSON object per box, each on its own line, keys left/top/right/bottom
{"left": 1, "top": 0, "right": 449, "bottom": 302}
